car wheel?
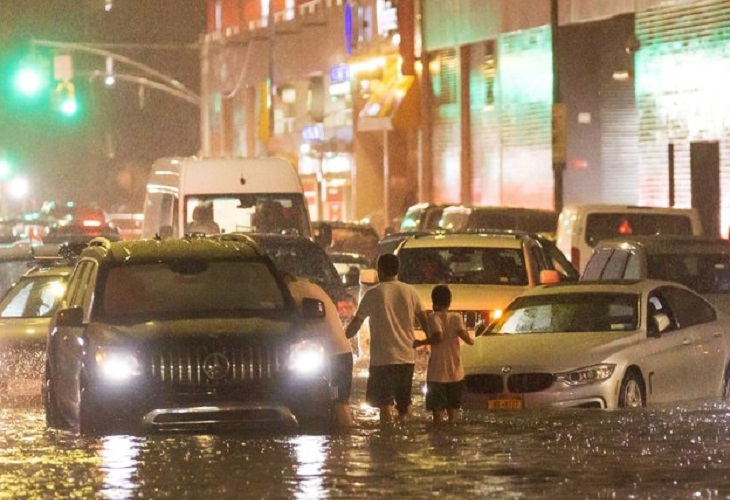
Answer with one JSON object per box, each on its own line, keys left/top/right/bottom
{"left": 618, "top": 370, "right": 645, "bottom": 408}
{"left": 43, "top": 365, "right": 64, "bottom": 429}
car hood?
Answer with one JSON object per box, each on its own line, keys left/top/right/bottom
{"left": 411, "top": 284, "right": 527, "bottom": 311}
{"left": 86, "top": 316, "right": 298, "bottom": 344}
{"left": 0, "top": 317, "right": 52, "bottom": 345}
{"left": 462, "top": 330, "right": 639, "bottom": 373}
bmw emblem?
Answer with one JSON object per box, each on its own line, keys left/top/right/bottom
{"left": 203, "top": 352, "right": 230, "bottom": 381}
{"left": 501, "top": 366, "right": 513, "bottom": 374}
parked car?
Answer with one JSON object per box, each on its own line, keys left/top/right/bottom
{"left": 438, "top": 205, "right": 559, "bottom": 237}
{"left": 43, "top": 235, "right": 335, "bottom": 435}
{"left": 364, "top": 231, "right": 578, "bottom": 332}
{"left": 327, "top": 251, "right": 371, "bottom": 296}
{"left": 556, "top": 204, "right": 704, "bottom": 273}
{"left": 581, "top": 235, "right": 730, "bottom": 313}
{"left": 246, "top": 233, "right": 347, "bottom": 309}
{"left": 399, "top": 203, "right": 451, "bottom": 233}
{"left": 311, "top": 220, "right": 380, "bottom": 263}
{"left": 0, "top": 248, "right": 78, "bottom": 396}
{"left": 462, "top": 279, "right": 730, "bottom": 410}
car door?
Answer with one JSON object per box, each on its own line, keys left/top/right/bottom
{"left": 661, "top": 285, "right": 727, "bottom": 399}
{"left": 53, "top": 260, "right": 96, "bottom": 412}
{"left": 639, "top": 289, "right": 699, "bottom": 404}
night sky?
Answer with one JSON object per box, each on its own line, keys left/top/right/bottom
{"left": 0, "top": 0, "right": 207, "bottom": 212}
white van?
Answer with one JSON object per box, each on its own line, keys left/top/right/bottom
{"left": 142, "top": 157, "right": 311, "bottom": 239}
{"left": 556, "top": 204, "right": 703, "bottom": 273}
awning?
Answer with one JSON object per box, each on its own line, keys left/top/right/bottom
{"left": 357, "top": 74, "right": 419, "bottom": 132}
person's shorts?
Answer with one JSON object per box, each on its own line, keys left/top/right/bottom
{"left": 425, "top": 380, "right": 464, "bottom": 412}
{"left": 330, "top": 352, "right": 353, "bottom": 403}
{"left": 366, "top": 363, "right": 415, "bottom": 414}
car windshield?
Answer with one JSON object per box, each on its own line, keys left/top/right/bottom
{"left": 491, "top": 292, "right": 639, "bottom": 334}
{"left": 648, "top": 253, "right": 730, "bottom": 294}
{"left": 0, "top": 275, "right": 68, "bottom": 318}
{"left": 100, "top": 260, "right": 287, "bottom": 319}
{"left": 398, "top": 246, "right": 527, "bottom": 285}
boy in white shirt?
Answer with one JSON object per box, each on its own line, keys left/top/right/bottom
{"left": 414, "top": 284, "right": 474, "bottom": 424}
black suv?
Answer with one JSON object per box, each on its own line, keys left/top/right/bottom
{"left": 43, "top": 235, "right": 333, "bottom": 435}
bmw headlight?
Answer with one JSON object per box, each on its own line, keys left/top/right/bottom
{"left": 95, "top": 347, "right": 141, "bottom": 382}
{"left": 288, "top": 340, "right": 326, "bottom": 377}
{"left": 557, "top": 364, "right": 615, "bottom": 386}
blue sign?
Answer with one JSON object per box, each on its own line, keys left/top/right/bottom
{"left": 344, "top": 2, "right": 352, "bottom": 56}
{"left": 330, "top": 64, "right": 350, "bottom": 85}
{"left": 302, "top": 124, "right": 325, "bottom": 142}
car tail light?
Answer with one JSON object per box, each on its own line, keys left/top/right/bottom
{"left": 570, "top": 247, "right": 580, "bottom": 270}
{"left": 82, "top": 219, "right": 103, "bottom": 228}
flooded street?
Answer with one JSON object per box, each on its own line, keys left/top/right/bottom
{"left": 1, "top": 376, "right": 730, "bottom": 499}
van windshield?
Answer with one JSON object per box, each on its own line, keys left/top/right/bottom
{"left": 584, "top": 213, "right": 693, "bottom": 247}
{"left": 184, "top": 194, "right": 311, "bottom": 237}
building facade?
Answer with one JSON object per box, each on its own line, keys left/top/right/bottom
{"left": 202, "top": 0, "right": 730, "bottom": 236}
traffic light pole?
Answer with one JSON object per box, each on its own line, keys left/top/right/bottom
{"left": 30, "top": 39, "right": 200, "bottom": 106}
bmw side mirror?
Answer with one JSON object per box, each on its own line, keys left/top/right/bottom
{"left": 301, "top": 298, "right": 326, "bottom": 319}
{"left": 55, "top": 306, "right": 84, "bottom": 327}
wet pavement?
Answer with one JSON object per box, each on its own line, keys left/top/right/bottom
{"left": 1, "top": 373, "right": 730, "bottom": 499}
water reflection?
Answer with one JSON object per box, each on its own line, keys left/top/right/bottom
{"left": 4, "top": 399, "right": 730, "bottom": 498}
{"left": 98, "top": 435, "right": 141, "bottom": 499}
{"left": 291, "top": 435, "right": 328, "bottom": 499}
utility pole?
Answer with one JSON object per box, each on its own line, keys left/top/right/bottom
{"left": 551, "top": 0, "right": 566, "bottom": 212}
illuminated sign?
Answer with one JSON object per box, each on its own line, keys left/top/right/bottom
{"left": 330, "top": 64, "right": 350, "bottom": 85}
{"left": 302, "top": 124, "right": 324, "bottom": 141}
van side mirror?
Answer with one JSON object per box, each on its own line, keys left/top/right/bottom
{"left": 55, "top": 306, "right": 84, "bottom": 327}
{"left": 540, "top": 269, "right": 561, "bottom": 285}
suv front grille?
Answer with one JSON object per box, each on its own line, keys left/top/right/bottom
{"left": 149, "top": 341, "right": 287, "bottom": 386}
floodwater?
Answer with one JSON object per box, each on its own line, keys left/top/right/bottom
{"left": 2, "top": 374, "right": 730, "bottom": 499}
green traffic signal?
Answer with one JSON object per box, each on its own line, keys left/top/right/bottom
{"left": 53, "top": 81, "right": 79, "bottom": 117}
{"left": 0, "top": 157, "right": 11, "bottom": 180}
{"left": 13, "top": 56, "right": 50, "bottom": 98}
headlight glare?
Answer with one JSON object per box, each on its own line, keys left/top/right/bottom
{"left": 557, "top": 364, "right": 615, "bottom": 386}
{"left": 96, "top": 348, "right": 141, "bottom": 381}
{"left": 288, "top": 340, "right": 326, "bottom": 377}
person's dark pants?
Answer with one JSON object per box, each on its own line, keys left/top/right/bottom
{"left": 366, "top": 363, "right": 415, "bottom": 415}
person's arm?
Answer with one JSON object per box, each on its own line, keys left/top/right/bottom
{"left": 414, "top": 327, "right": 443, "bottom": 347}
{"left": 455, "top": 314, "right": 474, "bottom": 345}
{"left": 345, "top": 316, "right": 364, "bottom": 339}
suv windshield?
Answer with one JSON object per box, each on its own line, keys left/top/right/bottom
{"left": 398, "top": 247, "right": 527, "bottom": 285}
{"left": 100, "top": 260, "right": 287, "bottom": 318}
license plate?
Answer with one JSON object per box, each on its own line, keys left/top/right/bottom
{"left": 487, "top": 395, "right": 523, "bottom": 410}
{"left": 6, "top": 378, "right": 41, "bottom": 397}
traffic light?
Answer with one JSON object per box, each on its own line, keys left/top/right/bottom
{"left": 53, "top": 81, "right": 78, "bottom": 117}
{"left": 13, "top": 55, "right": 50, "bottom": 98}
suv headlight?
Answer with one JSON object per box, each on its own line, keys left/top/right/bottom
{"left": 556, "top": 364, "right": 615, "bottom": 386}
{"left": 95, "top": 347, "right": 141, "bottom": 382}
{"left": 288, "top": 340, "right": 326, "bottom": 377}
